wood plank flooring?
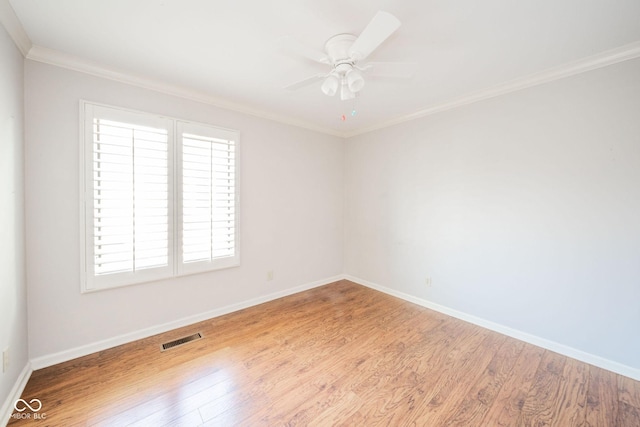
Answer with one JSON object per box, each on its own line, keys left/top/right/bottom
{"left": 8, "top": 280, "right": 640, "bottom": 426}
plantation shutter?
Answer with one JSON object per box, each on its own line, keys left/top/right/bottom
{"left": 82, "top": 102, "right": 239, "bottom": 292}
{"left": 84, "top": 104, "right": 173, "bottom": 290}
{"left": 178, "top": 122, "right": 239, "bottom": 274}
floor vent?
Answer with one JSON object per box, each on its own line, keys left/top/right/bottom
{"left": 161, "top": 332, "right": 203, "bottom": 351}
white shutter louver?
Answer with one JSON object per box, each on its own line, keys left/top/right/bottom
{"left": 93, "top": 118, "right": 169, "bottom": 275}
{"left": 181, "top": 129, "right": 237, "bottom": 269}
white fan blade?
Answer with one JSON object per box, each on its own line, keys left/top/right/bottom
{"left": 348, "top": 11, "right": 401, "bottom": 61}
{"left": 284, "top": 73, "right": 326, "bottom": 91}
{"left": 359, "top": 62, "right": 416, "bottom": 79}
{"left": 278, "top": 37, "right": 330, "bottom": 64}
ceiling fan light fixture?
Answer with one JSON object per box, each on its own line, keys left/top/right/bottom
{"left": 346, "top": 68, "right": 365, "bottom": 92}
{"left": 341, "top": 82, "right": 356, "bottom": 101}
{"left": 321, "top": 73, "right": 340, "bottom": 96}
{"left": 284, "top": 11, "right": 407, "bottom": 106}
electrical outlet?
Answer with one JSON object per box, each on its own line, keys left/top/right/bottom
{"left": 267, "top": 270, "right": 274, "bottom": 281}
{"left": 2, "top": 348, "right": 8, "bottom": 373}
{"left": 425, "top": 277, "right": 432, "bottom": 287}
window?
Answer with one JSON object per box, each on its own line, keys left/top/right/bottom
{"left": 177, "top": 122, "right": 239, "bottom": 275}
{"left": 81, "top": 102, "right": 239, "bottom": 292}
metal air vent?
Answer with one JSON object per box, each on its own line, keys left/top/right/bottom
{"left": 161, "top": 332, "right": 203, "bottom": 351}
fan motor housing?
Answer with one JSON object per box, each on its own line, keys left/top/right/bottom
{"left": 324, "top": 34, "right": 357, "bottom": 65}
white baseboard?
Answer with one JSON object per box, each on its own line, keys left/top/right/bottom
{"left": 1, "top": 362, "right": 33, "bottom": 427}
{"left": 26, "top": 273, "right": 637, "bottom": 388}
{"left": 30, "top": 275, "right": 343, "bottom": 370}
{"left": 344, "top": 275, "right": 640, "bottom": 381}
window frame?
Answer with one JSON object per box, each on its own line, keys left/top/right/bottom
{"left": 80, "top": 101, "right": 241, "bottom": 293}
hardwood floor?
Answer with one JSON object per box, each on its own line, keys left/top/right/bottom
{"left": 8, "top": 280, "right": 640, "bottom": 426}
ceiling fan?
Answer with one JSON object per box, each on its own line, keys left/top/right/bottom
{"left": 283, "top": 11, "right": 414, "bottom": 101}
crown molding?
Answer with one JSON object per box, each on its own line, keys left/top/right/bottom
{"left": 0, "top": 0, "right": 31, "bottom": 56}
{"left": 344, "top": 40, "right": 640, "bottom": 138}
{"left": 26, "top": 44, "right": 344, "bottom": 138}
{"left": 23, "top": 38, "right": 640, "bottom": 140}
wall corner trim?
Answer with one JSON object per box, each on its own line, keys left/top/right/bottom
{"left": 344, "top": 275, "right": 640, "bottom": 381}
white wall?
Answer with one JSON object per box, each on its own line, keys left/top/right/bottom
{"left": 24, "top": 61, "right": 344, "bottom": 361}
{"left": 17, "top": 39, "right": 640, "bottom": 378}
{"left": 0, "top": 22, "right": 28, "bottom": 408}
{"left": 345, "top": 58, "right": 640, "bottom": 371}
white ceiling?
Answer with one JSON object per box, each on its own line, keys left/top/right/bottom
{"left": 8, "top": 0, "right": 640, "bottom": 135}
